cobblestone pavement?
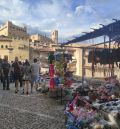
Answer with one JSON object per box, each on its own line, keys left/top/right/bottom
{"left": 0, "top": 83, "right": 66, "bottom": 129}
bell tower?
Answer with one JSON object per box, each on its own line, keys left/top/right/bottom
{"left": 51, "top": 30, "right": 58, "bottom": 44}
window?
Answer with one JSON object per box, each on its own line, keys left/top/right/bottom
{"left": 1, "top": 45, "right": 3, "bottom": 48}
{"left": 6, "top": 45, "right": 8, "bottom": 48}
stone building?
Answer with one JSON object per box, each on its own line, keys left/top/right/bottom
{"left": 0, "top": 35, "right": 29, "bottom": 62}
{"left": 0, "top": 21, "right": 29, "bottom": 61}
{"left": 30, "top": 34, "right": 54, "bottom": 46}
{"left": 0, "top": 35, "right": 12, "bottom": 60}
{"left": 0, "top": 21, "right": 28, "bottom": 39}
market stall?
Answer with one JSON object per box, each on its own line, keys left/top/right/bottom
{"left": 48, "top": 51, "right": 73, "bottom": 103}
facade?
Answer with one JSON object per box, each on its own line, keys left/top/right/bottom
{"left": 30, "top": 34, "right": 54, "bottom": 44}
{"left": 0, "top": 21, "right": 28, "bottom": 39}
{"left": 0, "top": 35, "right": 29, "bottom": 62}
{"left": 51, "top": 30, "right": 58, "bottom": 44}
{"left": 0, "top": 21, "right": 29, "bottom": 62}
{"left": 9, "top": 38, "right": 29, "bottom": 62}
{"left": 0, "top": 35, "right": 12, "bottom": 60}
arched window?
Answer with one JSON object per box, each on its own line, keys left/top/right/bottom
{"left": 1, "top": 45, "right": 3, "bottom": 48}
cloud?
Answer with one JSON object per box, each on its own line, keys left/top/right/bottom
{"left": 75, "top": 6, "right": 84, "bottom": 14}
{"left": 0, "top": 0, "right": 120, "bottom": 43}
{"left": 66, "top": 13, "right": 73, "bottom": 18}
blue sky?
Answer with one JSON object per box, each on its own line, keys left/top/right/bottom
{"left": 0, "top": 0, "right": 120, "bottom": 42}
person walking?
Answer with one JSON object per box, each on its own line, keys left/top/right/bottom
{"left": 22, "top": 59, "right": 31, "bottom": 95}
{"left": 18, "top": 61, "right": 23, "bottom": 88}
{"left": 1, "top": 57, "right": 10, "bottom": 90}
{"left": 30, "top": 58, "right": 41, "bottom": 93}
{"left": 0, "top": 58, "right": 3, "bottom": 86}
{"left": 12, "top": 57, "right": 21, "bottom": 93}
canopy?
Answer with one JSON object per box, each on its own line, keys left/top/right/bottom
{"left": 62, "top": 20, "right": 120, "bottom": 46}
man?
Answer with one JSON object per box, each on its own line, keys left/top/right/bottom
{"left": 1, "top": 57, "right": 10, "bottom": 90}
{"left": 0, "top": 58, "right": 2, "bottom": 85}
{"left": 12, "top": 57, "right": 21, "bottom": 93}
{"left": 30, "top": 58, "right": 41, "bottom": 93}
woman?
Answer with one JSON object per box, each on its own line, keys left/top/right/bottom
{"left": 22, "top": 59, "right": 31, "bottom": 94}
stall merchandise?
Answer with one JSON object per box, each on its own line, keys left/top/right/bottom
{"left": 65, "top": 96, "right": 120, "bottom": 129}
{"left": 65, "top": 95, "right": 105, "bottom": 129}
{"left": 88, "top": 48, "right": 120, "bottom": 65}
{"left": 48, "top": 52, "right": 73, "bottom": 99}
{"left": 64, "top": 76, "right": 120, "bottom": 129}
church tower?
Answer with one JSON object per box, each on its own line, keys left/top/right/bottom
{"left": 51, "top": 30, "right": 58, "bottom": 44}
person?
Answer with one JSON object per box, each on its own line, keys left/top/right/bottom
{"left": 1, "top": 57, "right": 10, "bottom": 90}
{"left": 22, "top": 59, "right": 31, "bottom": 94}
{"left": 18, "top": 61, "right": 23, "bottom": 87}
{"left": 12, "top": 57, "right": 21, "bottom": 93}
{"left": 9, "top": 61, "right": 14, "bottom": 83}
{"left": 30, "top": 58, "right": 41, "bottom": 93}
{"left": 0, "top": 58, "right": 3, "bottom": 85}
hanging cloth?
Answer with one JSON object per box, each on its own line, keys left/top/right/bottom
{"left": 49, "top": 78, "right": 55, "bottom": 89}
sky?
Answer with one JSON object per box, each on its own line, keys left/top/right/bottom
{"left": 0, "top": 0, "right": 120, "bottom": 43}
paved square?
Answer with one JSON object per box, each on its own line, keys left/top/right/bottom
{"left": 0, "top": 83, "right": 65, "bottom": 129}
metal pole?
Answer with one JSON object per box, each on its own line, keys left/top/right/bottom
{"left": 82, "top": 48, "right": 84, "bottom": 87}
{"left": 104, "top": 35, "right": 106, "bottom": 48}
{"left": 104, "top": 35, "right": 106, "bottom": 77}
{"left": 109, "top": 36, "right": 111, "bottom": 77}
{"left": 92, "top": 48, "right": 95, "bottom": 77}
{"left": 29, "top": 40, "right": 30, "bottom": 61}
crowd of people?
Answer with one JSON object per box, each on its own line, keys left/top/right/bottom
{"left": 0, "top": 56, "right": 41, "bottom": 95}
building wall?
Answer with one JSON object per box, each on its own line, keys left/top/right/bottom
{"left": 9, "top": 39, "right": 29, "bottom": 61}
{"left": 0, "top": 21, "right": 28, "bottom": 39}
{"left": 0, "top": 24, "right": 8, "bottom": 36}
{"left": 0, "top": 38, "right": 29, "bottom": 62}
{"left": 30, "top": 34, "right": 40, "bottom": 42}
{"left": 74, "top": 48, "right": 82, "bottom": 76}
{"left": 0, "top": 49, "right": 9, "bottom": 60}
{"left": 0, "top": 21, "right": 29, "bottom": 62}
{"left": 0, "top": 35, "right": 12, "bottom": 60}
{"left": 30, "top": 34, "right": 53, "bottom": 44}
